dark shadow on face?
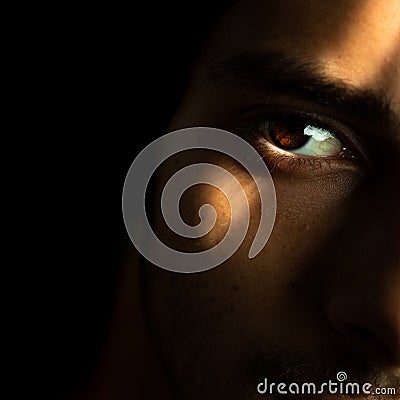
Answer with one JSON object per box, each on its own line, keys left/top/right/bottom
{"left": 118, "top": 1, "right": 400, "bottom": 400}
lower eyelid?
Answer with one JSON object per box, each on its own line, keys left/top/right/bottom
{"left": 256, "top": 142, "right": 328, "bottom": 172}
{"left": 253, "top": 136, "right": 361, "bottom": 176}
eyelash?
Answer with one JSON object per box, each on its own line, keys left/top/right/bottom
{"left": 233, "top": 109, "right": 364, "bottom": 174}
{"left": 253, "top": 136, "right": 334, "bottom": 172}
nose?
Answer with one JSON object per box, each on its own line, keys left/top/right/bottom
{"left": 325, "top": 188, "right": 400, "bottom": 366}
{"left": 327, "top": 271, "right": 400, "bottom": 366}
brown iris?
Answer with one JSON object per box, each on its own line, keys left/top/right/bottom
{"left": 268, "top": 120, "right": 309, "bottom": 150}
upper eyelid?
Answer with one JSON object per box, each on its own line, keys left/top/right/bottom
{"left": 237, "top": 104, "right": 352, "bottom": 131}
{"left": 256, "top": 110, "right": 349, "bottom": 135}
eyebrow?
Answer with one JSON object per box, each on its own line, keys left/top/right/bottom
{"left": 207, "top": 50, "right": 399, "bottom": 135}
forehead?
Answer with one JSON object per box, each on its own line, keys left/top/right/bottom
{"left": 205, "top": 0, "right": 400, "bottom": 104}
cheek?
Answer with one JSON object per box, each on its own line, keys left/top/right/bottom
{"left": 189, "top": 166, "right": 362, "bottom": 274}
{"left": 154, "top": 148, "right": 362, "bottom": 289}
{"left": 165, "top": 169, "right": 363, "bottom": 353}
{"left": 148, "top": 152, "right": 363, "bottom": 390}
{"left": 155, "top": 161, "right": 361, "bottom": 326}
{"left": 261, "top": 171, "right": 360, "bottom": 267}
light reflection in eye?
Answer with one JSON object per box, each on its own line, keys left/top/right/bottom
{"left": 291, "top": 125, "right": 342, "bottom": 156}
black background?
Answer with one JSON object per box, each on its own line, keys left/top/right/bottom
{"left": 39, "top": 2, "right": 232, "bottom": 399}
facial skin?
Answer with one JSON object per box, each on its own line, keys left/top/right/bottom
{"left": 142, "top": 1, "right": 400, "bottom": 399}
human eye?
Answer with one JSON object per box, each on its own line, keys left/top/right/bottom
{"left": 234, "top": 108, "right": 366, "bottom": 174}
{"left": 261, "top": 118, "right": 351, "bottom": 158}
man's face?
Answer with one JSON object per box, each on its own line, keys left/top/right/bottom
{"left": 144, "top": 1, "right": 400, "bottom": 399}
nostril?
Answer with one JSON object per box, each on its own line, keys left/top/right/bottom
{"left": 340, "top": 323, "right": 396, "bottom": 364}
{"left": 342, "top": 323, "right": 377, "bottom": 348}
{"left": 347, "top": 324, "right": 374, "bottom": 341}
{"left": 327, "top": 294, "right": 400, "bottom": 366}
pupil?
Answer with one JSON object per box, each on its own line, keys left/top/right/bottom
{"left": 269, "top": 120, "right": 310, "bottom": 149}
